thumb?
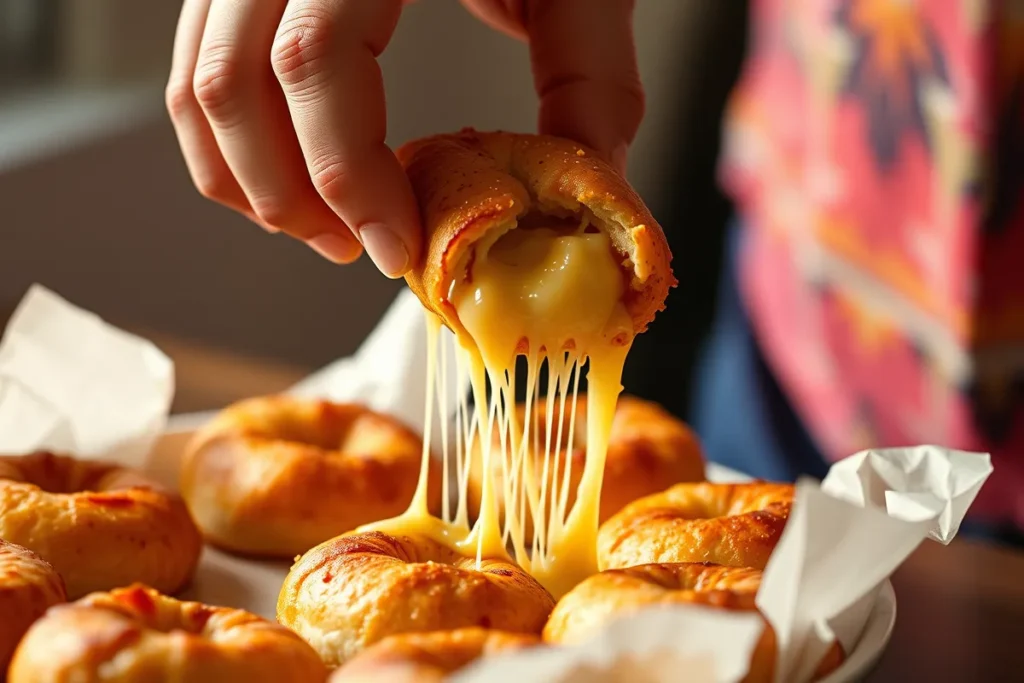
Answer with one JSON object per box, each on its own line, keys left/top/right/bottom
{"left": 526, "top": 0, "right": 644, "bottom": 173}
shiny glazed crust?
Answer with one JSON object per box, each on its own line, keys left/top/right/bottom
{"left": 180, "top": 396, "right": 442, "bottom": 557}
{"left": 0, "top": 452, "right": 202, "bottom": 599}
{"left": 0, "top": 541, "right": 67, "bottom": 674}
{"left": 7, "top": 584, "right": 327, "bottom": 683}
{"left": 466, "top": 395, "right": 706, "bottom": 536}
{"left": 398, "top": 129, "right": 675, "bottom": 339}
{"left": 597, "top": 482, "right": 794, "bottom": 571}
{"left": 277, "top": 531, "right": 555, "bottom": 667}
{"left": 330, "top": 628, "right": 542, "bottom": 683}
{"left": 542, "top": 562, "right": 843, "bottom": 683}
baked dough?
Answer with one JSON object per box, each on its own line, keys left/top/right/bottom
{"left": 399, "top": 129, "right": 675, "bottom": 341}
{"left": 0, "top": 540, "right": 66, "bottom": 674}
{"left": 181, "top": 396, "right": 441, "bottom": 557}
{"left": 598, "top": 482, "right": 794, "bottom": 570}
{"left": 277, "top": 530, "right": 554, "bottom": 667}
{"left": 0, "top": 451, "right": 202, "bottom": 598}
{"left": 8, "top": 584, "right": 327, "bottom": 682}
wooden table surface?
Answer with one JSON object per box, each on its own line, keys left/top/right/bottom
{"left": 880, "top": 537, "right": 1024, "bottom": 680}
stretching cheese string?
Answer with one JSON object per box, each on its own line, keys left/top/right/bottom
{"left": 361, "top": 220, "right": 633, "bottom": 598}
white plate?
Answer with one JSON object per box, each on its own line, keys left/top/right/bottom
{"left": 158, "top": 417, "right": 897, "bottom": 682}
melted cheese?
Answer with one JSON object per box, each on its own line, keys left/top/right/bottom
{"left": 361, "top": 217, "right": 634, "bottom": 599}
{"left": 357, "top": 313, "right": 475, "bottom": 549}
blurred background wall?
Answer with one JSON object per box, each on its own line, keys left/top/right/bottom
{"left": 0, "top": 0, "right": 745, "bottom": 411}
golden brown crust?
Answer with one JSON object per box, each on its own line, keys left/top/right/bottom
{"left": 0, "top": 452, "right": 202, "bottom": 599}
{"left": 8, "top": 584, "right": 327, "bottom": 683}
{"left": 399, "top": 129, "right": 675, "bottom": 338}
{"left": 597, "top": 482, "right": 794, "bottom": 571}
{"left": 180, "top": 396, "right": 442, "bottom": 558}
{"left": 0, "top": 540, "right": 67, "bottom": 674}
{"left": 330, "top": 628, "right": 542, "bottom": 683}
{"left": 467, "top": 395, "right": 705, "bottom": 536}
{"left": 543, "top": 562, "right": 762, "bottom": 644}
{"left": 543, "top": 562, "right": 842, "bottom": 683}
{"left": 277, "top": 531, "right": 555, "bottom": 667}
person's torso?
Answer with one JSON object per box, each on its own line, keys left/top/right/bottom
{"left": 720, "top": 0, "right": 1024, "bottom": 524}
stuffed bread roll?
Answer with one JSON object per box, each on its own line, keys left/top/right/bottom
{"left": 398, "top": 129, "right": 674, "bottom": 351}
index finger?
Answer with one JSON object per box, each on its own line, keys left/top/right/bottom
{"left": 271, "top": 0, "right": 422, "bottom": 278}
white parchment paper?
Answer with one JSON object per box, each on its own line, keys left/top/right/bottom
{"left": 0, "top": 284, "right": 995, "bottom": 682}
{"left": 455, "top": 605, "right": 766, "bottom": 683}
{"left": 0, "top": 284, "right": 173, "bottom": 468}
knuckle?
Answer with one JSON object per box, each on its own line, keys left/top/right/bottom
{"left": 192, "top": 42, "right": 243, "bottom": 120}
{"left": 619, "top": 79, "right": 646, "bottom": 128}
{"left": 164, "top": 78, "right": 195, "bottom": 122}
{"left": 308, "top": 152, "right": 351, "bottom": 198}
{"left": 192, "top": 170, "right": 234, "bottom": 203}
{"left": 271, "top": 7, "right": 336, "bottom": 95}
{"left": 248, "top": 192, "right": 297, "bottom": 228}
{"left": 621, "top": 74, "right": 646, "bottom": 111}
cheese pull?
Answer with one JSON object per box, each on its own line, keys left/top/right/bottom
{"left": 363, "top": 130, "right": 674, "bottom": 599}
{"left": 454, "top": 221, "right": 633, "bottom": 365}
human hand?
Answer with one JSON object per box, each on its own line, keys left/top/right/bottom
{"left": 166, "top": 0, "right": 644, "bottom": 278}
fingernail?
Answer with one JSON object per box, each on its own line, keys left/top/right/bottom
{"left": 358, "top": 223, "right": 409, "bottom": 278}
{"left": 309, "top": 233, "right": 360, "bottom": 264}
{"left": 611, "top": 144, "right": 628, "bottom": 174}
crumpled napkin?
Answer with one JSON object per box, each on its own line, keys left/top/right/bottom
{"left": 820, "top": 446, "right": 992, "bottom": 544}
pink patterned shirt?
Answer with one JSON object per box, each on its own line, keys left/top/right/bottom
{"left": 720, "top": 0, "right": 1024, "bottom": 525}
